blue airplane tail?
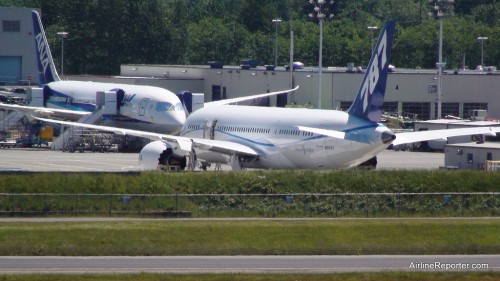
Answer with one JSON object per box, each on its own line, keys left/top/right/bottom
{"left": 347, "top": 20, "right": 395, "bottom": 123}
{"left": 32, "top": 10, "right": 60, "bottom": 85}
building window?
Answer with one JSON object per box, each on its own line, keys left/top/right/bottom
{"left": 340, "top": 101, "right": 352, "bottom": 111}
{"left": 435, "top": 103, "right": 459, "bottom": 119}
{"left": 3, "top": 20, "right": 20, "bottom": 32}
{"left": 402, "top": 102, "right": 430, "bottom": 120}
{"left": 340, "top": 101, "right": 398, "bottom": 116}
{"left": 383, "top": 102, "right": 398, "bottom": 115}
{"left": 467, "top": 153, "right": 473, "bottom": 164}
{"left": 463, "top": 103, "right": 488, "bottom": 119}
{"left": 487, "top": 152, "right": 492, "bottom": 161}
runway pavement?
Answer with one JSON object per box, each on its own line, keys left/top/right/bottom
{"left": 0, "top": 148, "right": 444, "bottom": 172}
{"left": 0, "top": 255, "right": 497, "bottom": 273}
{"left": 0, "top": 148, "right": 140, "bottom": 172}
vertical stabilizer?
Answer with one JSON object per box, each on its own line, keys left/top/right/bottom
{"left": 347, "top": 20, "right": 395, "bottom": 123}
{"left": 32, "top": 10, "right": 60, "bottom": 85}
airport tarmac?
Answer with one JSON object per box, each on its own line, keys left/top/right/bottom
{"left": 0, "top": 148, "right": 444, "bottom": 172}
{"left": 0, "top": 148, "right": 140, "bottom": 172}
{"left": 0, "top": 255, "right": 497, "bottom": 273}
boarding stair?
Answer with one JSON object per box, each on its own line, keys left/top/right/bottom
{"left": 51, "top": 107, "right": 108, "bottom": 150}
{"left": 61, "top": 126, "right": 118, "bottom": 153}
{"left": 0, "top": 110, "right": 26, "bottom": 133}
{"left": 51, "top": 90, "right": 124, "bottom": 151}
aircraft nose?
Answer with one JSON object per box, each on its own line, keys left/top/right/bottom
{"left": 158, "top": 110, "right": 185, "bottom": 134}
{"left": 172, "top": 110, "right": 186, "bottom": 126}
{"left": 381, "top": 131, "right": 396, "bottom": 144}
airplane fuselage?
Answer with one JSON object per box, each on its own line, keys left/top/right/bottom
{"left": 45, "top": 81, "right": 186, "bottom": 134}
{"left": 180, "top": 105, "right": 393, "bottom": 169}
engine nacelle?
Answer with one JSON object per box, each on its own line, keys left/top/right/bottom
{"left": 139, "top": 140, "right": 187, "bottom": 170}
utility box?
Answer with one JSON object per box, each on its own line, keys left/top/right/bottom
{"left": 177, "top": 91, "right": 205, "bottom": 114}
{"left": 96, "top": 91, "right": 118, "bottom": 115}
{"left": 471, "top": 109, "right": 487, "bottom": 121}
{"left": 27, "top": 87, "right": 44, "bottom": 107}
{"left": 191, "top": 93, "right": 204, "bottom": 113}
{"left": 40, "top": 126, "right": 54, "bottom": 141}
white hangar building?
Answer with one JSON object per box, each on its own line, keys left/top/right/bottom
{"left": 115, "top": 63, "right": 500, "bottom": 120}
{"left": 445, "top": 142, "right": 500, "bottom": 170}
{"left": 0, "top": 7, "right": 40, "bottom": 86}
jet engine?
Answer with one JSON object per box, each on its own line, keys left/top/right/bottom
{"left": 139, "top": 140, "right": 187, "bottom": 170}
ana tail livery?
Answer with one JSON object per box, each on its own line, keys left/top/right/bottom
{"left": 35, "top": 20, "right": 500, "bottom": 170}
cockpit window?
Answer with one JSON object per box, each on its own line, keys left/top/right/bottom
{"left": 156, "top": 102, "right": 184, "bottom": 111}
{"left": 175, "top": 102, "right": 184, "bottom": 111}
{"left": 156, "top": 102, "right": 174, "bottom": 111}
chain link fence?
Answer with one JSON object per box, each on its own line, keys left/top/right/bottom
{"left": 0, "top": 193, "right": 497, "bottom": 217}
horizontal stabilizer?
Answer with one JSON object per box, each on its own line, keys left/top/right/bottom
{"left": 297, "top": 126, "right": 346, "bottom": 139}
{"left": 393, "top": 126, "right": 500, "bottom": 146}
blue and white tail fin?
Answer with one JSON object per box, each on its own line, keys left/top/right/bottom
{"left": 347, "top": 20, "right": 395, "bottom": 123}
{"left": 32, "top": 10, "right": 60, "bottom": 85}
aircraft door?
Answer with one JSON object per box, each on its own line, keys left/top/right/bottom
{"left": 203, "top": 120, "right": 217, "bottom": 140}
{"left": 139, "top": 98, "right": 149, "bottom": 116}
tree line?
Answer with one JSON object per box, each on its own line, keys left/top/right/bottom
{"left": 2, "top": 0, "right": 499, "bottom": 75}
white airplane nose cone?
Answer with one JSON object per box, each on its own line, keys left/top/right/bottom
{"left": 173, "top": 111, "right": 186, "bottom": 126}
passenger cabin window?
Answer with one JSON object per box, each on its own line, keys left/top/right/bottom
{"left": 187, "top": 124, "right": 201, "bottom": 130}
{"left": 219, "top": 126, "right": 269, "bottom": 134}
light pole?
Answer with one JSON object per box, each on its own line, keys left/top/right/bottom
{"left": 272, "top": 19, "right": 282, "bottom": 67}
{"left": 477, "top": 36, "right": 488, "bottom": 67}
{"left": 57, "top": 31, "right": 68, "bottom": 76}
{"left": 429, "top": 0, "right": 453, "bottom": 119}
{"left": 367, "top": 26, "right": 378, "bottom": 55}
{"left": 308, "top": 0, "right": 334, "bottom": 109}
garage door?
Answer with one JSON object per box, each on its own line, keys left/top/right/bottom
{"left": 0, "top": 56, "right": 22, "bottom": 85}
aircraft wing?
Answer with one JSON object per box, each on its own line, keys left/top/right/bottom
{"left": 0, "top": 103, "right": 90, "bottom": 121}
{"left": 204, "top": 86, "right": 299, "bottom": 107}
{"left": 392, "top": 126, "right": 500, "bottom": 146}
{"left": 191, "top": 138, "right": 259, "bottom": 156}
{"left": 34, "top": 117, "right": 260, "bottom": 157}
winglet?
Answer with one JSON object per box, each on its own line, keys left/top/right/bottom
{"left": 347, "top": 20, "right": 395, "bottom": 123}
{"left": 32, "top": 10, "right": 61, "bottom": 85}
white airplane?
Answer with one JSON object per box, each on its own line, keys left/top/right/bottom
{"left": 0, "top": 10, "right": 297, "bottom": 135}
{"left": 36, "top": 20, "right": 500, "bottom": 170}
{"left": 0, "top": 10, "right": 186, "bottom": 134}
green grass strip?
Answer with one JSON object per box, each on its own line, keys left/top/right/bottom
{"left": 0, "top": 219, "right": 498, "bottom": 256}
{"left": 1, "top": 170, "right": 500, "bottom": 194}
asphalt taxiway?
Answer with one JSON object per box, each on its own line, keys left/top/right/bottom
{"left": 0, "top": 149, "right": 444, "bottom": 172}
{"left": 0, "top": 255, "right": 497, "bottom": 273}
{"left": 0, "top": 148, "right": 140, "bottom": 172}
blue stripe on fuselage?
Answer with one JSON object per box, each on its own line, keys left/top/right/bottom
{"left": 45, "top": 89, "right": 153, "bottom": 125}
{"left": 183, "top": 123, "right": 384, "bottom": 150}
